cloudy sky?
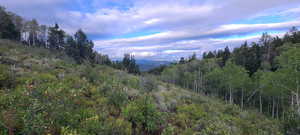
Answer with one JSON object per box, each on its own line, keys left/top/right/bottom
{"left": 1, "top": 0, "right": 300, "bottom": 61}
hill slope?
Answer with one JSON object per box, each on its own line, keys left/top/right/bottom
{"left": 136, "top": 60, "right": 171, "bottom": 72}
{"left": 0, "top": 40, "right": 282, "bottom": 135}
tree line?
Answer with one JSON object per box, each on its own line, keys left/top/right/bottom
{"left": 114, "top": 54, "right": 140, "bottom": 74}
{"left": 150, "top": 28, "right": 300, "bottom": 134}
{"left": 0, "top": 6, "right": 140, "bottom": 74}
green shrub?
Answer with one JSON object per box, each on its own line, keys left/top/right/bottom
{"left": 162, "top": 124, "right": 176, "bottom": 135}
{"left": 174, "top": 104, "right": 206, "bottom": 128}
{"left": 61, "top": 127, "right": 80, "bottom": 135}
{"left": 101, "top": 117, "right": 132, "bottom": 135}
{"left": 283, "top": 108, "right": 300, "bottom": 135}
{"left": 140, "top": 75, "right": 158, "bottom": 92}
{"left": 107, "top": 89, "right": 128, "bottom": 109}
{"left": 0, "top": 64, "right": 14, "bottom": 88}
{"left": 123, "top": 96, "right": 164, "bottom": 134}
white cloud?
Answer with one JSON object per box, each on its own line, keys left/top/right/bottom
{"left": 144, "top": 18, "right": 160, "bottom": 25}
{"left": 131, "top": 51, "right": 157, "bottom": 57}
{"left": 1, "top": 0, "right": 300, "bottom": 60}
{"left": 205, "top": 20, "right": 300, "bottom": 36}
{"left": 94, "top": 20, "right": 300, "bottom": 50}
{"left": 281, "top": 6, "right": 300, "bottom": 14}
{"left": 163, "top": 50, "right": 196, "bottom": 54}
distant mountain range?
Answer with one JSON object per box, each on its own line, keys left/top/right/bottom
{"left": 135, "top": 60, "right": 172, "bottom": 72}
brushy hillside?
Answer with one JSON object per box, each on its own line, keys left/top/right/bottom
{"left": 0, "top": 40, "right": 283, "bottom": 135}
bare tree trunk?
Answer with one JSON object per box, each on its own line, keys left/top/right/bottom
{"left": 296, "top": 84, "right": 299, "bottom": 112}
{"left": 225, "top": 94, "right": 227, "bottom": 104}
{"left": 281, "top": 95, "right": 285, "bottom": 120}
{"left": 199, "top": 70, "right": 202, "bottom": 93}
{"left": 292, "top": 94, "right": 294, "bottom": 107}
{"left": 276, "top": 97, "right": 279, "bottom": 119}
{"left": 260, "top": 94, "right": 263, "bottom": 113}
{"left": 33, "top": 34, "right": 36, "bottom": 46}
{"left": 296, "top": 67, "right": 299, "bottom": 114}
{"left": 283, "top": 110, "right": 285, "bottom": 121}
{"left": 241, "top": 88, "right": 244, "bottom": 109}
{"left": 268, "top": 100, "right": 270, "bottom": 115}
{"left": 296, "top": 92, "right": 300, "bottom": 114}
{"left": 296, "top": 91, "right": 299, "bottom": 107}
{"left": 8, "top": 128, "right": 14, "bottom": 135}
{"left": 272, "top": 97, "right": 275, "bottom": 118}
{"left": 229, "top": 87, "right": 233, "bottom": 104}
{"left": 194, "top": 80, "right": 198, "bottom": 93}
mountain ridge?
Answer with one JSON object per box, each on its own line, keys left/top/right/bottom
{"left": 135, "top": 59, "right": 172, "bottom": 72}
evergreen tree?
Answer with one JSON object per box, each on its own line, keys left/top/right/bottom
{"left": 179, "top": 57, "right": 186, "bottom": 64}
{"left": 221, "top": 46, "right": 231, "bottom": 67}
{"left": 206, "top": 51, "right": 215, "bottom": 59}
{"left": 74, "top": 29, "right": 95, "bottom": 62}
{"left": 188, "top": 53, "right": 197, "bottom": 62}
{"left": 48, "top": 23, "right": 65, "bottom": 50}
{"left": 122, "top": 54, "right": 140, "bottom": 74}
{"left": 0, "top": 6, "right": 20, "bottom": 40}
{"left": 202, "top": 52, "right": 207, "bottom": 59}
{"left": 123, "top": 54, "right": 131, "bottom": 70}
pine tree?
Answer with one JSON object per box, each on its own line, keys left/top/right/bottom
{"left": 48, "top": 23, "right": 65, "bottom": 50}
{"left": 0, "top": 6, "right": 20, "bottom": 40}
{"left": 206, "top": 51, "right": 215, "bottom": 59}
{"left": 179, "top": 57, "right": 186, "bottom": 64}
{"left": 221, "top": 46, "right": 231, "bottom": 67}
{"left": 122, "top": 54, "right": 140, "bottom": 74}
{"left": 188, "top": 53, "right": 197, "bottom": 62}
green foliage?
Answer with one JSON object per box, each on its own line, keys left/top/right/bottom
{"left": 140, "top": 75, "right": 158, "bottom": 92}
{"left": 162, "top": 124, "right": 176, "bottom": 135}
{"left": 107, "top": 89, "right": 128, "bottom": 109}
{"left": 123, "top": 96, "right": 164, "bottom": 134}
{"left": 122, "top": 75, "right": 140, "bottom": 89}
{"left": 0, "top": 5, "right": 295, "bottom": 135}
{"left": 0, "top": 6, "right": 20, "bottom": 40}
{"left": 175, "top": 104, "right": 206, "bottom": 128}
{"left": 200, "top": 120, "right": 232, "bottom": 135}
{"left": 150, "top": 29, "right": 300, "bottom": 135}
{"left": 0, "top": 64, "right": 15, "bottom": 88}
{"left": 161, "top": 65, "right": 179, "bottom": 84}
{"left": 121, "top": 53, "right": 140, "bottom": 74}
{"left": 61, "top": 127, "right": 79, "bottom": 135}
{"left": 222, "top": 61, "right": 249, "bottom": 89}
{"left": 48, "top": 23, "right": 65, "bottom": 50}
{"left": 0, "top": 35, "right": 290, "bottom": 134}
{"left": 277, "top": 46, "right": 300, "bottom": 70}
{"left": 283, "top": 108, "right": 300, "bottom": 135}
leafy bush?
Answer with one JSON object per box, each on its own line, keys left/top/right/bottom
{"left": 0, "top": 64, "right": 15, "bottom": 88}
{"left": 107, "top": 89, "right": 128, "bottom": 116}
{"left": 140, "top": 75, "right": 158, "bottom": 92}
{"left": 123, "top": 96, "right": 164, "bottom": 134}
{"left": 283, "top": 109, "right": 300, "bottom": 135}
{"left": 174, "top": 104, "right": 206, "bottom": 129}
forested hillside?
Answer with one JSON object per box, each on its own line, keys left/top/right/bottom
{"left": 0, "top": 6, "right": 140, "bottom": 75}
{"left": 150, "top": 28, "right": 300, "bottom": 134}
{"left": 0, "top": 38, "right": 284, "bottom": 135}
{"left": 0, "top": 5, "right": 298, "bottom": 135}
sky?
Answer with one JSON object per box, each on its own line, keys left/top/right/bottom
{"left": 1, "top": 0, "right": 300, "bottom": 61}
